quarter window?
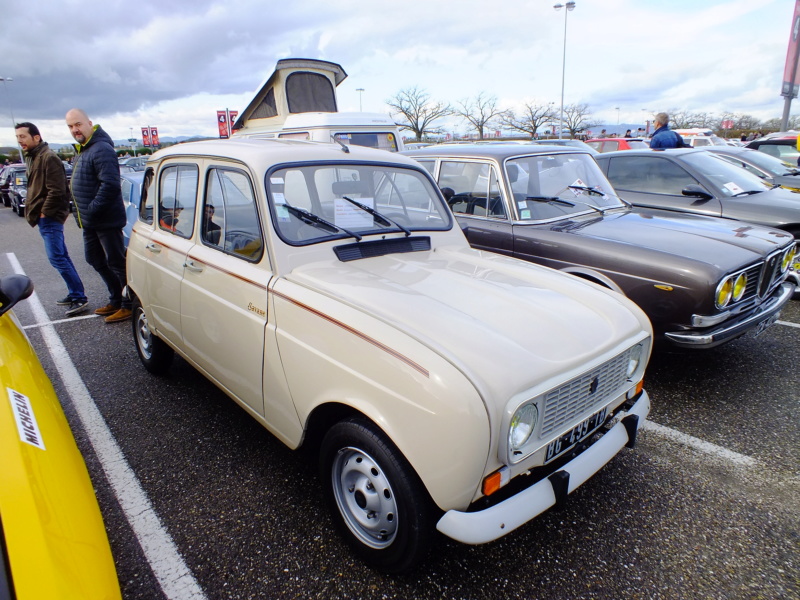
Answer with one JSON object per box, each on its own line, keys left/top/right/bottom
{"left": 438, "top": 161, "right": 507, "bottom": 219}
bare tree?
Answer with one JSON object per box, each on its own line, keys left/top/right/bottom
{"left": 386, "top": 87, "right": 452, "bottom": 142}
{"left": 453, "top": 92, "right": 504, "bottom": 140}
{"left": 563, "top": 103, "right": 598, "bottom": 138}
{"left": 499, "top": 102, "right": 557, "bottom": 138}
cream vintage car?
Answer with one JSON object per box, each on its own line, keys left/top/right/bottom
{"left": 126, "top": 138, "right": 653, "bottom": 572}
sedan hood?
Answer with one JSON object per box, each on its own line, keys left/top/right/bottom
{"left": 282, "top": 245, "right": 649, "bottom": 401}
{"left": 564, "top": 208, "right": 793, "bottom": 266}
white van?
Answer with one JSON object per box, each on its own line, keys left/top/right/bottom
{"left": 232, "top": 58, "right": 403, "bottom": 152}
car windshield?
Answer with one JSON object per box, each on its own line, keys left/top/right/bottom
{"left": 716, "top": 149, "right": 799, "bottom": 177}
{"left": 682, "top": 152, "right": 774, "bottom": 195}
{"left": 505, "top": 152, "right": 626, "bottom": 220}
{"left": 266, "top": 163, "right": 451, "bottom": 245}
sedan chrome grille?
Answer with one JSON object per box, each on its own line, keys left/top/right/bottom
{"left": 757, "top": 251, "right": 783, "bottom": 298}
{"left": 540, "top": 348, "right": 634, "bottom": 436}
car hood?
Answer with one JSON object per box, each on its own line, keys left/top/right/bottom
{"left": 280, "top": 244, "right": 650, "bottom": 403}
{"left": 556, "top": 207, "right": 793, "bottom": 265}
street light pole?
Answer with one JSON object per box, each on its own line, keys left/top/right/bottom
{"left": 356, "top": 88, "right": 365, "bottom": 112}
{"left": 554, "top": 2, "right": 575, "bottom": 140}
{"left": 0, "top": 77, "right": 19, "bottom": 160}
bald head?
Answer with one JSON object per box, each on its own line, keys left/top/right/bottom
{"left": 66, "top": 108, "right": 93, "bottom": 144}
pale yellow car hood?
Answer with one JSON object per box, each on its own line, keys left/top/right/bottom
{"left": 283, "top": 245, "right": 651, "bottom": 403}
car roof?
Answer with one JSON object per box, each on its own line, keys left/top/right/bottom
{"left": 151, "top": 137, "right": 423, "bottom": 170}
{"left": 594, "top": 148, "right": 700, "bottom": 159}
{"left": 402, "top": 143, "right": 583, "bottom": 160}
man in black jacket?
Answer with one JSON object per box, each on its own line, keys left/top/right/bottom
{"left": 16, "top": 121, "right": 88, "bottom": 316}
{"left": 65, "top": 108, "right": 130, "bottom": 323}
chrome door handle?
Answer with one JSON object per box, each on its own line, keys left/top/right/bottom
{"left": 145, "top": 243, "right": 161, "bottom": 253}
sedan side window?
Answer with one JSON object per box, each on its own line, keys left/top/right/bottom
{"left": 205, "top": 168, "right": 263, "bottom": 261}
{"left": 438, "top": 161, "right": 506, "bottom": 219}
{"left": 606, "top": 156, "right": 696, "bottom": 195}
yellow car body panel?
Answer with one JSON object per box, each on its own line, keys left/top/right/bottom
{"left": 0, "top": 308, "right": 120, "bottom": 599}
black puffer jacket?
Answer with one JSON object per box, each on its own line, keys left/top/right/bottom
{"left": 70, "top": 125, "right": 125, "bottom": 229}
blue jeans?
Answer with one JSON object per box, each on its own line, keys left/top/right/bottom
{"left": 83, "top": 227, "right": 130, "bottom": 309}
{"left": 38, "top": 217, "right": 87, "bottom": 303}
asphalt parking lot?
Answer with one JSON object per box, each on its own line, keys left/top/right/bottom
{"left": 2, "top": 206, "right": 798, "bottom": 600}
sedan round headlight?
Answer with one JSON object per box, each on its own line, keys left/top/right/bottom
{"left": 731, "top": 273, "right": 747, "bottom": 302}
{"left": 509, "top": 403, "right": 538, "bottom": 453}
{"left": 715, "top": 277, "right": 732, "bottom": 309}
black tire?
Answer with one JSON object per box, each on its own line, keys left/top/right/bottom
{"left": 131, "top": 295, "right": 174, "bottom": 375}
{"left": 319, "top": 418, "right": 436, "bottom": 573}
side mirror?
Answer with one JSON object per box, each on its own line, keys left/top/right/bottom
{"left": 0, "top": 275, "right": 34, "bottom": 317}
{"left": 682, "top": 184, "right": 713, "bottom": 200}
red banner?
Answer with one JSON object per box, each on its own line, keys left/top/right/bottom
{"left": 217, "top": 110, "right": 229, "bottom": 138}
{"left": 782, "top": 0, "right": 800, "bottom": 97}
{"left": 141, "top": 127, "right": 151, "bottom": 147}
{"left": 150, "top": 127, "right": 159, "bottom": 147}
{"left": 229, "top": 111, "right": 238, "bottom": 134}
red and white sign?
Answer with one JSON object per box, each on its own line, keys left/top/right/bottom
{"left": 142, "top": 127, "right": 151, "bottom": 147}
{"left": 782, "top": 0, "right": 800, "bottom": 97}
{"left": 217, "top": 110, "right": 229, "bottom": 138}
{"left": 150, "top": 127, "right": 159, "bottom": 147}
{"left": 721, "top": 120, "right": 734, "bottom": 129}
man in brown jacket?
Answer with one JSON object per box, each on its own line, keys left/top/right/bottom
{"left": 16, "top": 122, "right": 88, "bottom": 316}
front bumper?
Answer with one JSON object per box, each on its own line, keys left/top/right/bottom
{"left": 435, "top": 390, "right": 650, "bottom": 545}
{"left": 664, "top": 282, "right": 793, "bottom": 348}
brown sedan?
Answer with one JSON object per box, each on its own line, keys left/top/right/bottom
{"left": 404, "top": 144, "right": 795, "bottom": 348}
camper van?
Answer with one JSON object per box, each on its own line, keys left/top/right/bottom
{"left": 232, "top": 58, "right": 403, "bottom": 152}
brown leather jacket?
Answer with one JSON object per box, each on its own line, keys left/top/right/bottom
{"left": 23, "top": 142, "right": 70, "bottom": 227}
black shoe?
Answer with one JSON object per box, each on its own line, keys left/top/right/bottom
{"left": 65, "top": 300, "right": 89, "bottom": 317}
{"left": 56, "top": 296, "right": 73, "bottom": 305}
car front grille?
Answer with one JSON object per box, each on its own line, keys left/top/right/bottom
{"left": 540, "top": 347, "right": 635, "bottom": 437}
{"left": 740, "top": 247, "right": 789, "bottom": 303}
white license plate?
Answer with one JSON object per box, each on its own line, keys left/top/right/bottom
{"left": 545, "top": 406, "right": 608, "bottom": 463}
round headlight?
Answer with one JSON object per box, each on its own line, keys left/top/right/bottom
{"left": 509, "top": 403, "right": 538, "bottom": 453}
{"left": 731, "top": 273, "right": 747, "bottom": 302}
{"left": 781, "top": 246, "right": 796, "bottom": 272}
{"left": 626, "top": 343, "right": 643, "bottom": 378}
{"left": 716, "top": 277, "right": 732, "bottom": 308}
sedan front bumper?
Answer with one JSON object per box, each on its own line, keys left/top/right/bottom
{"left": 435, "top": 390, "right": 650, "bottom": 545}
{"left": 664, "top": 282, "right": 793, "bottom": 348}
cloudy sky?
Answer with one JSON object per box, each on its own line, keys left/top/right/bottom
{"left": 0, "top": 0, "right": 796, "bottom": 147}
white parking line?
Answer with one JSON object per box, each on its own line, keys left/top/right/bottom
{"left": 777, "top": 320, "right": 800, "bottom": 329}
{"left": 642, "top": 420, "right": 756, "bottom": 467}
{"left": 6, "top": 254, "right": 206, "bottom": 600}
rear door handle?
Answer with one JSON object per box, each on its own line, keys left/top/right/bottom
{"left": 145, "top": 243, "right": 161, "bottom": 253}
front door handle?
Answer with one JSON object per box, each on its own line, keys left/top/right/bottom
{"left": 145, "top": 243, "right": 161, "bottom": 253}
{"left": 184, "top": 259, "right": 203, "bottom": 273}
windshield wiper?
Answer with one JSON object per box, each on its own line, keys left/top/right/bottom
{"left": 281, "top": 203, "right": 362, "bottom": 242}
{"left": 525, "top": 195, "right": 575, "bottom": 206}
{"left": 341, "top": 196, "right": 412, "bottom": 237}
{"left": 732, "top": 190, "right": 763, "bottom": 197}
{"left": 568, "top": 184, "right": 606, "bottom": 197}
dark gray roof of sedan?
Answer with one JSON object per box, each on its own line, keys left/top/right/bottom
{"left": 402, "top": 143, "right": 580, "bottom": 159}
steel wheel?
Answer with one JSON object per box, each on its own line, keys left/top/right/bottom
{"left": 331, "top": 446, "right": 398, "bottom": 548}
{"left": 131, "top": 296, "right": 173, "bottom": 375}
{"left": 320, "top": 418, "right": 435, "bottom": 572}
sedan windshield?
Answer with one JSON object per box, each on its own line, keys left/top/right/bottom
{"left": 713, "top": 149, "right": 799, "bottom": 177}
{"left": 266, "top": 164, "right": 451, "bottom": 245}
{"left": 682, "top": 152, "right": 774, "bottom": 196}
{"left": 506, "top": 153, "right": 626, "bottom": 221}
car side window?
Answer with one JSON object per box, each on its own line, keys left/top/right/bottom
{"left": 438, "top": 161, "right": 506, "bottom": 219}
{"left": 205, "top": 168, "right": 264, "bottom": 262}
{"left": 158, "top": 165, "right": 198, "bottom": 238}
{"left": 139, "top": 167, "right": 155, "bottom": 225}
{"left": 606, "top": 156, "right": 696, "bottom": 195}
